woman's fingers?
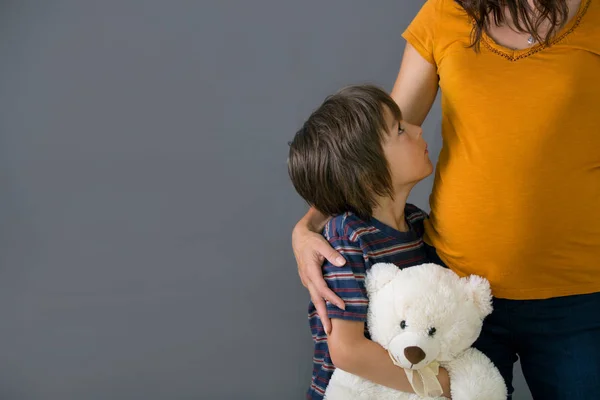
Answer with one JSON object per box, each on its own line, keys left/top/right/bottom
{"left": 313, "top": 236, "right": 346, "bottom": 267}
{"left": 314, "top": 280, "right": 345, "bottom": 311}
{"left": 309, "top": 285, "right": 332, "bottom": 335}
{"left": 294, "top": 229, "right": 348, "bottom": 335}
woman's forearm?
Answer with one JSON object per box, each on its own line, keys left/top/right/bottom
{"left": 300, "top": 206, "right": 329, "bottom": 232}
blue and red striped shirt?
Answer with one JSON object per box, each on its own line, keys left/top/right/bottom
{"left": 307, "top": 204, "right": 430, "bottom": 399}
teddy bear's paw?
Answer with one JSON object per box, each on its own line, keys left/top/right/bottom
{"left": 325, "top": 369, "right": 435, "bottom": 400}
{"left": 324, "top": 383, "right": 418, "bottom": 400}
{"left": 445, "top": 348, "right": 508, "bottom": 400}
{"left": 324, "top": 369, "right": 403, "bottom": 400}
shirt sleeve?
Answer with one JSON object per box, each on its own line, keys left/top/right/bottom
{"left": 402, "top": 0, "right": 441, "bottom": 64}
{"left": 324, "top": 236, "right": 369, "bottom": 322}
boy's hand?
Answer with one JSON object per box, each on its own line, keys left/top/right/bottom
{"left": 292, "top": 221, "right": 346, "bottom": 334}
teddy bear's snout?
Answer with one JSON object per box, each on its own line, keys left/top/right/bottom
{"left": 404, "top": 346, "right": 426, "bottom": 365}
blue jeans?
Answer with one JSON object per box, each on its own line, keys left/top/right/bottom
{"left": 426, "top": 245, "right": 600, "bottom": 399}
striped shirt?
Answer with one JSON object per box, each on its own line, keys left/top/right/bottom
{"left": 307, "top": 204, "right": 430, "bottom": 399}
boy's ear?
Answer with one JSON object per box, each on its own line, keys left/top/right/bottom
{"left": 366, "top": 263, "right": 400, "bottom": 294}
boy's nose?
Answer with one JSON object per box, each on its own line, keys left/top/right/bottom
{"left": 410, "top": 125, "right": 423, "bottom": 138}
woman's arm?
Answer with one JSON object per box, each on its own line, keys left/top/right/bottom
{"left": 391, "top": 43, "right": 439, "bottom": 126}
{"left": 328, "top": 319, "right": 451, "bottom": 398}
{"left": 298, "top": 206, "right": 330, "bottom": 233}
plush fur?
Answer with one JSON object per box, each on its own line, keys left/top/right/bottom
{"left": 324, "top": 263, "right": 507, "bottom": 400}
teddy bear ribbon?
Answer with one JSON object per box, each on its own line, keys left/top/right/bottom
{"left": 403, "top": 361, "right": 443, "bottom": 398}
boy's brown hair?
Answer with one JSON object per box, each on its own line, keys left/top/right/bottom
{"left": 288, "top": 85, "right": 401, "bottom": 219}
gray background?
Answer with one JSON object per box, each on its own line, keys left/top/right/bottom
{"left": 0, "top": 1, "right": 532, "bottom": 399}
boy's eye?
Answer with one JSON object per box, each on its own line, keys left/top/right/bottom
{"left": 398, "top": 126, "right": 405, "bottom": 134}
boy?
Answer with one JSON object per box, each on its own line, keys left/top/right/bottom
{"left": 288, "top": 85, "right": 451, "bottom": 399}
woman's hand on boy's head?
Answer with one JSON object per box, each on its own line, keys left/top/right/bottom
{"left": 292, "top": 222, "right": 346, "bottom": 334}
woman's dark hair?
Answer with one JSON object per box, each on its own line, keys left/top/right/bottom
{"left": 456, "top": 0, "right": 569, "bottom": 50}
{"left": 288, "top": 85, "right": 401, "bottom": 220}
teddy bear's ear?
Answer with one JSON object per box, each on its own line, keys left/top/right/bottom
{"left": 463, "top": 275, "right": 493, "bottom": 319}
{"left": 366, "top": 263, "right": 400, "bottom": 294}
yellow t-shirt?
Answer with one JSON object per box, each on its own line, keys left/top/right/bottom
{"left": 403, "top": 0, "right": 600, "bottom": 299}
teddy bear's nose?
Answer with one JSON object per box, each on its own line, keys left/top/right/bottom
{"left": 404, "top": 346, "right": 426, "bottom": 365}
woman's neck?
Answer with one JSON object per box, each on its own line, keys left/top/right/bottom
{"left": 500, "top": 0, "right": 580, "bottom": 31}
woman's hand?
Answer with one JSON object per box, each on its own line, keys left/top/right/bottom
{"left": 292, "top": 218, "right": 346, "bottom": 334}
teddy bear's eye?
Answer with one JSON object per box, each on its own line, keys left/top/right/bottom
{"left": 400, "top": 320, "right": 407, "bottom": 329}
{"left": 428, "top": 327, "right": 437, "bottom": 337}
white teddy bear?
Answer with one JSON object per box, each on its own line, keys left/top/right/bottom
{"left": 324, "top": 263, "right": 507, "bottom": 400}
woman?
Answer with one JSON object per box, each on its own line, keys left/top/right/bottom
{"left": 292, "top": 0, "right": 600, "bottom": 398}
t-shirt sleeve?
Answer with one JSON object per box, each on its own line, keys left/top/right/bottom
{"left": 402, "top": 0, "right": 441, "bottom": 64}
{"left": 323, "top": 236, "right": 368, "bottom": 322}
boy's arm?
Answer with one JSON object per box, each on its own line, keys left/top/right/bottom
{"left": 321, "top": 234, "right": 450, "bottom": 397}
{"left": 328, "top": 319, "right": 451, "bottom": 397}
